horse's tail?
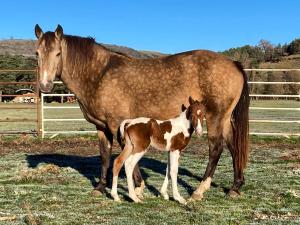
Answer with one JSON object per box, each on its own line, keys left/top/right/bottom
{"left": 232, "top": 61, "right": 250, "bottom": 171}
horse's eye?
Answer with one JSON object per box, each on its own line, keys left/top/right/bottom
{"left": 56, "top": 52, "right": 61, "bottom": 57}
{"left": 35, "top": 52, "right": 39, "bottom": 57}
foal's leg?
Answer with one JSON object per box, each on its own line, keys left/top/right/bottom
{"left": 94, "top": 129, "right": 113, "bottom": 195}
{"left": 125, "top": 151, "right": 146, "bottom": 203}
{"left": 111, "top": 144, "right": 133, "bottom": 201}
{"left": 170, "top": 150, "right": 186, "bottom": 205}
{"left": 191, "top": 117, "right": 224, "bottom": 201}
{"left": 133, "top": 165, "right": 145, "bottom": 199}
{"left": 117, "top": 130, "right": 145, "bottom": 198}
{"left": 160, "top": 152, "right": 170, "bottom": 200}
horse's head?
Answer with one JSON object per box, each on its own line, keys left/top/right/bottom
{"left": 183, "top": 96, "right": 205, "bottom": 136}
{"left": 35, "top": 24, "right": 63, "bottom": 93}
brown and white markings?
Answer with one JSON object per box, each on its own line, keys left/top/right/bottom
{"left": 111, "top": 97, "right": 205, "bottom": 204}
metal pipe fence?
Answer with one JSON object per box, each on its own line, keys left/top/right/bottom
{"left": 0, "top": 69, "right": 41, "bottom": 136}
{"left": 40, "top": 69, "right": 300, "bottom": 137}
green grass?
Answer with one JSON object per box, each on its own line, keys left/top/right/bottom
{"left": 1, "top": 100, "right": 299, "bottom": 136}
{"left": 0, "top": 137, "right": 299, "bottom": 224}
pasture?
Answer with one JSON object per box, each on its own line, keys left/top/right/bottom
{"left": 0, "top": 135, "right": 299, "bottom": 224}
{"left": 0, "top": 99, "right": 299, "bottom": 224}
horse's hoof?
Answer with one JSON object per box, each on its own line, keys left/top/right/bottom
{"left": 175, "top": 197, "right": 187, "bottom": 205}
{"left": 91, "top": 189, "right": 103, "bottom": 197}
{"left": 161, "top": 193, "right": 169, "bottom": 200}
{"left": 112, "top": 196, "right": 121, "bottom": 202}
{"left": 129, "top": 195, "right": 142, "bottom": 203}
{"left": 227, "top": 189, "right": 241, "bottom": 198}
{"left": 135, "top": 187, "right": 144, "bottom": 199}
{"left": 190, "top": 192, "right": 204, "bottom": 201}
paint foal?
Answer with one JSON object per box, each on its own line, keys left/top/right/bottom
{"left": 111, "top": 98, "right": 205, "bottom": 204}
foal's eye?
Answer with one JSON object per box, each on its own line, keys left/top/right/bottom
{"left": 35, "top": 52, "right": 39, "bottom": 57}
{"left": 56, "top": 52, "right": 61, "bottom": 57}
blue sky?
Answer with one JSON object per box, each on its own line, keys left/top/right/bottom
{"left": 0, "top": 0, "right": 299, "bottom": 53}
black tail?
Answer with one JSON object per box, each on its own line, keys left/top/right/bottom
{"left": 232, "top": 61, "right": 250, "bottom": 170}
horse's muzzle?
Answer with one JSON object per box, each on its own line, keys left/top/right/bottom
{"left": 39, "top": 81, "right": 54, "bottom": 93}
{"left": 195, "top": 129, "right": 203, "bottom": 137}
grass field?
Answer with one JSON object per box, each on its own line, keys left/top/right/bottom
{"left": 0, "top": 100, "right": 299, "bottom": 136}
{"left": 0, "top": 136, "right": 299, "bottom": 224}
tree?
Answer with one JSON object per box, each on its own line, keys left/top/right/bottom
{"left": 258, "top": 40, "right": 274, "bottom": 61}
{"left": 287, "top": 39, "right": 300, "bottom": 55}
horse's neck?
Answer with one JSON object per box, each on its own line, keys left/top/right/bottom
{"left": 170, "top": 111, "right": 190, "bottom": 133}
{"left": 60, "top": 42, "right": 109, "bottom": 102}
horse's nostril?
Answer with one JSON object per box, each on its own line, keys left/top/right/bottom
{"left": 40, "top": 82, "right": 53, "bottom": 92}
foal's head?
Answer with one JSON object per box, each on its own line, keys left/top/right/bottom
{"left": 182, "top": 97, "right": 205, "bottom": 136}
{"left": 35, "top": 24, "right": 64, "bottom": 92}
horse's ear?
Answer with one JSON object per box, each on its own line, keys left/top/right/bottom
{"left": 35, "top": 24, "right": 43, "bottom": 39}
{"left": 55, "top": 24, "right": 63, "bottom": 40}
{"left": 188, "top": 96, "right": 195, "bottom": 105}
{"left": 181, "top": 104, "right": 187, "bottom": 112}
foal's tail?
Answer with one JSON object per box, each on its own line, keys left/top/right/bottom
{"left": 119, "top": 119, "right": 131, "bottom": 140}
{"left": 232, "top": 62, "right": 250, "bottom": 171}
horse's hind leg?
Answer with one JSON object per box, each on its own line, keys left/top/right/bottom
{"left": 94, "top": 128, "right": 113, "bottom": 195}
{"left": 223, "top": 119, "right": 245, "bottom": 197}
{"left": 133, "top": 165, "right": 145, "bottom": 199}
{"left": 111, "top": 143, "right": 133, "bottom": 201}
{"left": 117, "top": 128, "right": 145, "bottom": 198}
{"left": 125, "top": 151, "right": 146, "bottom": 203}
{"left": 191, "top": 116, "right": 224, "bottom": 201}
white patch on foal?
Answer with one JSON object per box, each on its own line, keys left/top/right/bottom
{"left": 164, "top": 110, "right": 190, "bottom": 151}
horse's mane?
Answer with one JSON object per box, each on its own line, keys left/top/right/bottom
{"left": 62, "top": 34, "right": 130, "bottom": 75}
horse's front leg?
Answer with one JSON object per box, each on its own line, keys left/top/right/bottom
{"left": 93, "top": 128, "right": 113, "bottom": 195}
{"left": 190, "top": 121, "right": 224, "bottom": 201}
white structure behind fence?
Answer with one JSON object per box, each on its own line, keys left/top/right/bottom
{"left": 41, "top": 69, "right": 300, "bottom": 138}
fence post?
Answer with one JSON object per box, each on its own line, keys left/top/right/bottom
{"left": 41, "top": 93, "right": 45, "bottom": 138}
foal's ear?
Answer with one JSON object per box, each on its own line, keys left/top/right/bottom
{"left": 34, "top": 24, "right": 43, "bottom": 39}
{"left": 55, "top": 24, "right": 64, "bottom": 40}
{"left": 188, "top": 96, "right": 195, "bottom": 105}
{"left": 181, "top": 104, "right": 187, "bottom": 112}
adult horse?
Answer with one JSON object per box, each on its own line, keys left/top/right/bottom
{"left": 34, "top": 24, "right": 249, "bottom": 200}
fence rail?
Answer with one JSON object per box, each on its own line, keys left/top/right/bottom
{"left": 41, "top": 67, "right": 300, "bottom": 138}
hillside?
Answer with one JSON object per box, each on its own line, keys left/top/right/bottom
{"left": 260, "top": 54, "right": 300, "bottom": 69}
{"left": 0, "top": 39, "right": 166, "bottom": 59}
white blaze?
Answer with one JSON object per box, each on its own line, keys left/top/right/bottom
{"left": 42, "top": 70, "right": 48, "bottom": 84}
{"left": 196, "top": 118, "right": 203, "bottom": 135}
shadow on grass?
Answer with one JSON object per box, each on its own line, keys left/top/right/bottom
{"left": 26, "top": 153, "right": 221, "bottom": 197}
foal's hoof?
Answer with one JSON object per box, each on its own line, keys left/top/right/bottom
{"left": 175, "top": 197, "right": 187, "bottom": 205}
{"left": 189, "top": 192, "right": 204, "bottom": 201}
{"left": 227, "top": 189, "right": 241, "bottom": 198}
{"left": 161, "top": 193, "right": 169, "bottom": 200}
{"left": 91, "top": 189, "right": 103, "bottom": 197}
{"left": 135, "top": 187, "right": 144, "bottom": 199}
